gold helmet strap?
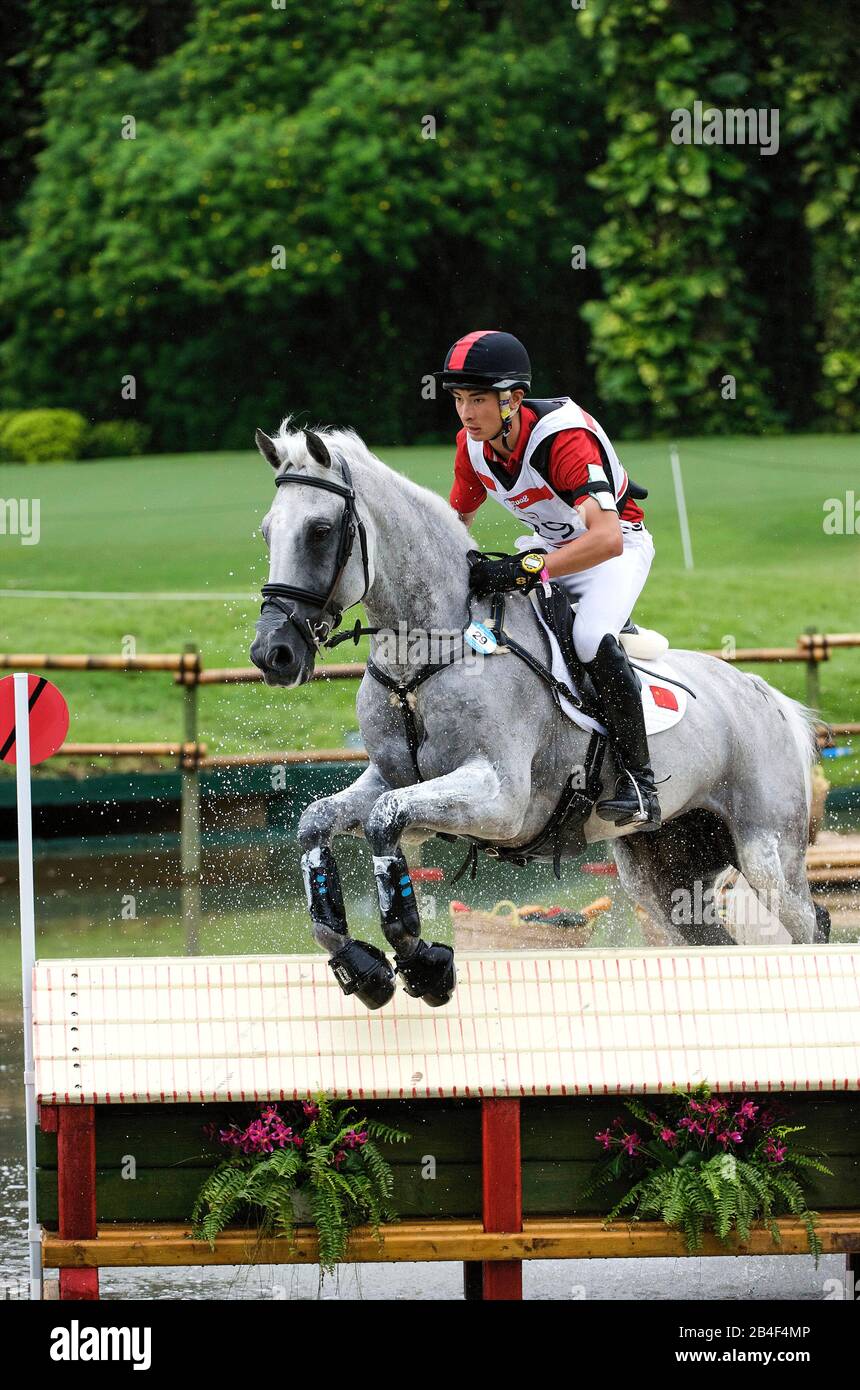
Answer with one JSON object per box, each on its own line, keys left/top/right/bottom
{"left": 498, "top": 389, "right": 515, "bottom": 442}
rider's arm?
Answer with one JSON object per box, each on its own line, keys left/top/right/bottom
{"left": 542, "top": 497, "right": 623, "bottom": 578}
{"left": 449, "top": 429, "right": 487, "bottom": 528}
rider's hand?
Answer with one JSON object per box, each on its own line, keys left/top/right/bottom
{"left": 468, "top": 551, "right": 548, "bottom": 599}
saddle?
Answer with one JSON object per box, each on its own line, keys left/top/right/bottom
{"left": 535, "top": 581, "right": 669, "bottom": 709}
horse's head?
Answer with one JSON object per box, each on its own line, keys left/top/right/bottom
{"left": 250, "top": 425, "right": 372, "bottom": 686}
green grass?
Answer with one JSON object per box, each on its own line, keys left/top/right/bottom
{"left": 1, "top": 435, "right": 858, "bottom": 783}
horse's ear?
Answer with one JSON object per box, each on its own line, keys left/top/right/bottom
{"left": 304, "top": 429, "right": 332, "bottom": 469}
{"left": 255, "top": 428, "right": 281, "bottom": 470}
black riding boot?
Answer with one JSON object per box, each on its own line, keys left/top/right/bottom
{"left": 584, "top": 634, "right": 661, "bottom": 830}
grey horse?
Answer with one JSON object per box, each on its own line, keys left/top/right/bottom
{"left": 250, "top": 422, "right": 826, "bottom": 1010}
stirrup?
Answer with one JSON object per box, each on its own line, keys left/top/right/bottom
{"left": 597, "top": 768, "right": 661, "bottom": 829}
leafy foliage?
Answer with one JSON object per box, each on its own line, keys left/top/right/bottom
{"left": 0, "top": 1, "right": 856, "bottom": 445}
{"left": 0, "top": 408, "right": 88, "bottom": 462}
{"left": 584, "top": 1083, "right": 832, "bottom": 1264}
{"left": 82, "top": 420, "right": 152, "bottom": 458}
{"left": 191, "top": 1095, "right": 409, "bottom": 1276}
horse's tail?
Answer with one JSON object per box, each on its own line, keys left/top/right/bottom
{"left": 747, "top": 674, "right": 819, "bottom": 808}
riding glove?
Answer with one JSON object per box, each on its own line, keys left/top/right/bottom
{"left": 467, "top": 551, "right": 549, "bottom": 599}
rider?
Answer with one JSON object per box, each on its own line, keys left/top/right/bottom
{"left": 439, "top": 329, "right": 661, "bottom": 830}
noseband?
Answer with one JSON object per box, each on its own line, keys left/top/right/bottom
{"left": 259, "top": 453, "right": 371, "bottom": 656}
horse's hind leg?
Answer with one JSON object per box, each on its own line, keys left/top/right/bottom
{"left": 612, "top": 810, "right": 738, "bottom": 946}
{"left": 733, "top": 826, "right": 818, "bottom": 944}
{"left": 297, "top": 764, "right": 398, "bottom": 1009}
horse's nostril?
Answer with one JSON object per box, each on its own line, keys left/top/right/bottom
{"left": 271, "top": 643, "right": 292, "bottom": 668}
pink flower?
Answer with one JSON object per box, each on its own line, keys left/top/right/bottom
{"left": 622, "top": 1132, "right": 641, "bottom": 1156}
{"left": 706, "top": 1099, "right": 725, "bottom": 1115}
{"left": 765, "top": 1139, "right": 787, "bottom": 1163}
{"left": 679, "top": 1117, "right": 705, "bottom": 1136}
{"left": 737, "top": 1100, "right": 758, "bottom": 1121}
{"left": 716, "top": 1130, "right": 743, "bottom": 1147}
{"left": 595, "top": 1129, "right": 614, "bottom": 1150}
{"left": 660, "top": 1128, "right": 677, "bottom": 1147}
{"left": 302, "top": 1101, "right": 320, "bottom": 1119}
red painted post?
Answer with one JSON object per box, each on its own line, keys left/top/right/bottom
{"left": 480, "top": 1098, "right": 522, "bottom": 1300}
{"left": 57, "top": 1106, "right": 99, "bottom": 1300}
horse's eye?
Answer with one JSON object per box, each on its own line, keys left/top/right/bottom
{"left": 309, "top": 523, "right": 332, "bottom": 543}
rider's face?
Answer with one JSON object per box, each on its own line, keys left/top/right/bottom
{"left": 452, "top": 389, "right": 520, "bottom": 442}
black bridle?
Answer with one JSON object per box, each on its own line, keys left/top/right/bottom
{"left": 259, "top": 453, "right": 371, "bottom": 656}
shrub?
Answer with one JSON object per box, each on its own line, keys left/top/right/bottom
{"left": 0, "top": 408, "right": 88, "bottom": 463}
{"left": 192, "top": 1095, "right": 409, "bottom": 1277}
{"left": 83, "top": 420, "right": 152, "bottom": 459}
{"left": 0, "top": 411, "right": 21, "bottom": 461}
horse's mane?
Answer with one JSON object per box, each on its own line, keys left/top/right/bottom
{"left": 269, "top": 418, "right": 471, "bottom": 544}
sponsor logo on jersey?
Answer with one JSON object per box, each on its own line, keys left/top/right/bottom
{"left": 509, "top": 485, "right": 554, "bottom": 509}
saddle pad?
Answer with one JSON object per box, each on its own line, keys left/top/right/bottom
{"left": 634, "top": 657, "right": 689, "bottom": 734}
{"left": 528, "top": 594, "right": 688, "bottom": 738}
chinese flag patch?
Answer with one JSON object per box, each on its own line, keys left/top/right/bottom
{"left": 650, "top": 684, "right": 678, "bottom": 711}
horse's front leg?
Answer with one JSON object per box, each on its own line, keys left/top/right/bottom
{"left": 364, "top": 758, "right": 528, "bottom": 1008}
{"left": 297, "top": 764, "right": 398, "bottom": 1010}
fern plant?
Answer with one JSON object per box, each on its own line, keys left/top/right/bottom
{"left": 191, "top": 1095, "right": 409, "bottom": 1275}
{"left": 582, "top": 1083, "right": 832, "bottom": 1265}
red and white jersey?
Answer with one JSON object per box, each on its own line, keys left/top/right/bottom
{"left": 455, "top": 398, "right": 641, "bottom": 550}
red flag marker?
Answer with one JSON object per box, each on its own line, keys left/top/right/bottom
{"left": 0, "top": 674, "right": 69, "bottom": 766}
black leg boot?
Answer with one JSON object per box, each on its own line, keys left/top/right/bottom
{"left": 584, "top": 634, "right": 662, "bottom": 829}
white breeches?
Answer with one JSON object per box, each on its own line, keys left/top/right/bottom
{"left": 517, "top": 525, "right": 655, "bottom": 665}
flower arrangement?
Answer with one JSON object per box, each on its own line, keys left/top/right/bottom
{"left": 583, "top": 1083, "right": 832, "bottom": 1263}
{"left": 191, "top": 1095, "right": 409, "bottom": 1274}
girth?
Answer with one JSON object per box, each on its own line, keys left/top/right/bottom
{"left": 440, "top": 728, "right": 607, "bottom": 883}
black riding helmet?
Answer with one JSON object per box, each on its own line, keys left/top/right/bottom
{"left": 436, "top": 330, "right": 531, "bottom": 393}
{"left": 436, "top": 331, "right": 531, "bottom": 442}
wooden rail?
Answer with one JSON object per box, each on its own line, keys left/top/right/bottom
{"left": 799, "top": 633, "right": 860, "bottom": 651}
{"left": 703, "top": 646, "right": 826, "bottom": 663}
{"left": 174, "top": 662, "right": 364, "bottom": 685}
{"left": 200, "top": 748, "right": 367, "bottom": 767}
{"left": 56, "top": 742, "right": 206, "bottom": 759}
{"left": 42, "top": 1212, "right": 860, "bottom": 1269}
{"left": 0, "top": 653, "right": 199, "bottom": 674}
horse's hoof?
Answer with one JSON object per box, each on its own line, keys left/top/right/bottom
{"left": 396, "top": 941, "right": 457, "bottom": 1007}
{"left": 329, "top": 939, "right": 396, "bottom": 1010}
